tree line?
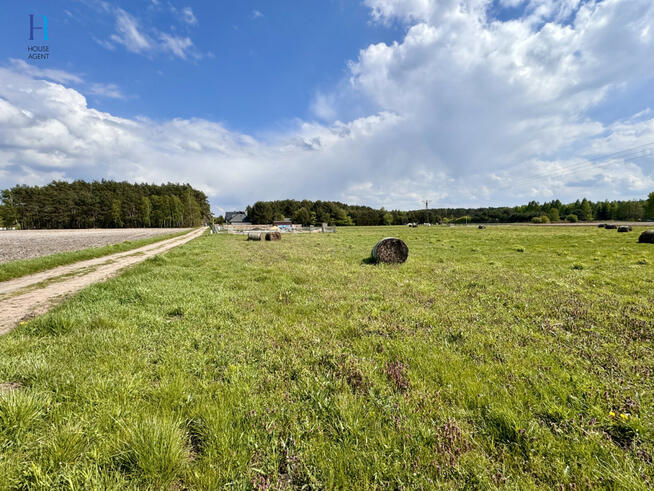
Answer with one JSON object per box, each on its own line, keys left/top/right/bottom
{"left": 0, "top": 180, "right": 210, "bottom": 229}
{"left": 241, "top": 194, "right": 654, "bottom": 226}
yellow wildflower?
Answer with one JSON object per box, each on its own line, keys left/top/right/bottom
{"left": 620, "top": 413, "right": 629, "bottom": 420}
{"left": 609, "top": 411, "right": 615, "bottom": 417}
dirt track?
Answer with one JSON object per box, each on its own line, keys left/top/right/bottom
{"left": 0, "top": 228, "right": 206, "bottom": 335}
{"left": 0, "top": 228, "right": 190, "bottom": 264}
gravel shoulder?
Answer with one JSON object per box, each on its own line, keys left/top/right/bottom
{"left": 0, "top": 228, "right": 191, "bottom": 264}
{"left": 0, "top": 228, "right": 206, "bottom": 335}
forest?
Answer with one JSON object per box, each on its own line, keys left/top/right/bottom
{"left": 0, "top": 180, "right": 210, "bottom": 229}
{"left": 244, "top": 194, "right": 654, "bottom": 226}
{"left": 2, "top": 181, "right": 653, "bottom": 229}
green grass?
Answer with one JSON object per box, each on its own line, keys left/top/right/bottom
{"left": 0, "top": 225, "right": 652, "bottom": 488}
{"left": 0, "top": 230, "right": 188, "bottom": 282}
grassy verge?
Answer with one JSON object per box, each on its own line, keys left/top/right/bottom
{"left": 0, "top": 230, "right": 189, "bottom": 282}
{"left": 0, "top": 226, "right": 652, "bottom": 488}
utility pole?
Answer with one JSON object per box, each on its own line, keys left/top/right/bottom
{"left": 425, "top": 200, "right": 430, "bottom": 210}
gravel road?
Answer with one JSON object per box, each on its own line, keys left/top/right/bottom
{"left": 0, "top": 228, "right": 190, "bottom": 264}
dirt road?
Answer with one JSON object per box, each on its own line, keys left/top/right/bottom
{"left": 0, "top": 227, "right": 206, "bottom": 335}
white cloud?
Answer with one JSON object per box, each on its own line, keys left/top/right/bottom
{"left": 159, "top": 33, "right": 195, "bottom": 59}
{"left": 363, "top": 0, "right": 436, "bottom": 24}
{"left": 109, "top": 8, "right": 152, "bottom": 53}
{"left": 311, "top": 92, "right": 338, "bottom": 121}
{"left": 252, "top": 10, "right": 264, "bottom": 19}
{"left": 181, "top": 6, "right": 198, "bottom": 25}
{"left": 8, "top": 59, "right": 82, "bottom": 84}
{"left": 7, "top": 60, "right": 125, "bottom": 101}
{"left": 101, "top": 6, "right": 200, "bottom": 60}
{"left": 88, "top": 83, "right": 126, "bottom": 99}
{"left": 334, "top": 0, "right": 654, "bottom": 204}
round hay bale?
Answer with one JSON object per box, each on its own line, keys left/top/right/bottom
{"left": 617, "top": 226, "right": 631, "bottom": 233}
{"left": 597, "top": 223, "right": 606, "bottom": 228}
{"left": 247, "top": 232, "right": 262, "bottom": 241}
{"left": 638, "top": 230, "right": 654, "bottom": 243}
{"left": 605, "top": 224, "right": 617, "bottom": 229}
{"left": 478, "top": 225, "right": 486, "bottom": 229}
{"left": 265, "top": 232, "right": 281, "bottom": 241}
{"left": 371, "top": 237, "right": 409, "bottom": 264}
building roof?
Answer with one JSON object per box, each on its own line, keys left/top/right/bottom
{"left": 225, "top": 211, "right": 250, "bottom": 223}
{"left": 225, "top": 211, "right": 243, "bottom": 221}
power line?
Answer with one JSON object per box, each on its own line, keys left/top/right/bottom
{"left": 508, "top": 153, "right": 654, "bottom": 191}
{"left": 499, "top": 141, "right": 654, "bottom": 182}
{"left": 495, "top": 142, "right": 654, "bottom": 191}
{"left": 508, "top": 144, "right": 654, "bottom": 186}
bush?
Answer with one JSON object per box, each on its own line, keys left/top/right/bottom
{"left": 531, "top": 215, "right": 550, "bottom": 224}
{"left": 566, "top": 214, "right": 578, "bottom": 223}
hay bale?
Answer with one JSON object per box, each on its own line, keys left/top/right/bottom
{"left": 638, "top": 230, "right": 654, "bottom": 243}
{"left": 605, "top": 224, "right": 617, "bottom": 229}
{"left": 597, "top": 223, "right": 606, "bottom": 228}
{"left": 478, "top": 225, "right": 486, "bottom": 229}
{"left": 247, "top": 232, "right": 262, "bottom": 241}
{"left": 265, "top": 232, "right": 281, "bottom": 241}
{"left": 371, "top": 237, "right": 409, "bottom": 264}
{"left": 618, "top": 226, "right": 631, "bottom": 233}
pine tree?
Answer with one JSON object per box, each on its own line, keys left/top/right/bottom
{"left": 646, "top": 192, "right": 654, "bottom": 219}
{"left": 141, "top": 196, "right": 151, "bottom": 227}
{"left": 111, "top": 199, "right": 123, "bottom": 227}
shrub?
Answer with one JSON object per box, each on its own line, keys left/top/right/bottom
{"left": 566, "top": 214, "right": 578, "bottom": 223}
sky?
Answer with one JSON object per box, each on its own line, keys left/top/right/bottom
{"left": 1, "top": 0, "right": 654, "bottom": 215}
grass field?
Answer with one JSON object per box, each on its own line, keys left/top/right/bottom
{"left": 0, "top": 230, "right": 187, "bottom": 282}
{"left": 0, "top": 225, "right": 652, "bottom": 488}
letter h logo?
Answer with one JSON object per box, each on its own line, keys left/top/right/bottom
{"left": 29, "top": 14, "right": 48, "bottom": 41}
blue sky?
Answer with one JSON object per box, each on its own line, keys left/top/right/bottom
{"left": 0, "top": 1, "right": 401, "bottom": 133}
{"left": 1, "top": 0, "right": 653, "bottom": 214}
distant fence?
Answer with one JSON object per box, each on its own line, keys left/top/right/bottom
{"left": 217, "top": 223, "right": 336, "bottom": 235}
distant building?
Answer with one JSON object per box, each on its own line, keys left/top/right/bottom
{"left": 225, "top": 211, "right": 250, "bottom": 224}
